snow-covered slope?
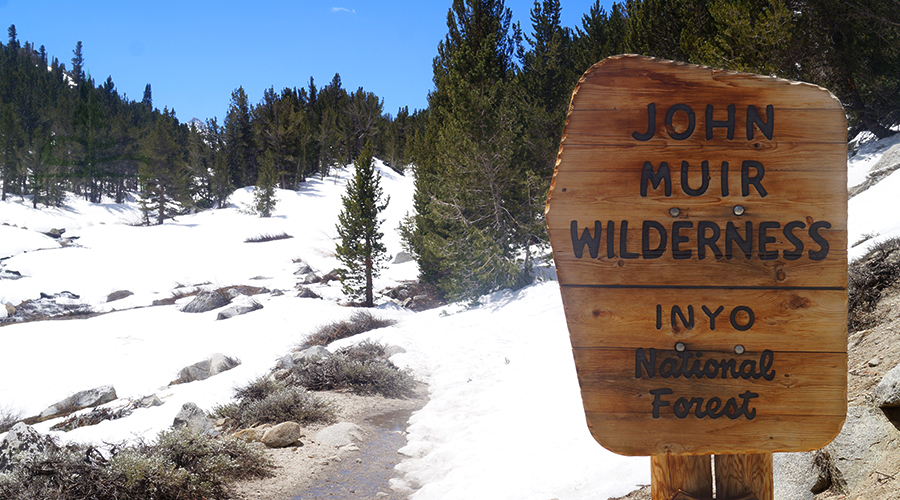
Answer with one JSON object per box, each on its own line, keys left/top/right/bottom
{"left": 0, "top": 160, "right": 647, "bottom": 499}
{"left": 0, "top": 134, "right": 896, "bottom": 499}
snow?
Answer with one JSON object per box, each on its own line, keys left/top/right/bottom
{"left": 0, "top": 159, "right": 648, "bottom": 499}
{"left": 0, "top": 137, "right": 895, "bottom": 498}
{"left": 848, "top": 135, "right": 900, "bottom": 261}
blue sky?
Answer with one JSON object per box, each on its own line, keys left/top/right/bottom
{"left": 1, "top": 0, "right": 611, "bottom": 123}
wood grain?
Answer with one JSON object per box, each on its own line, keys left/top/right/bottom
{"left": 584, "top": 412, "right": 844, "bottom": 456}
{"left": 546, "top": 55, "right": 847, "bottom": 456}
{"left": 573, "top": 349, "right": 846, "bottom": 411}
{"left": 651, "top": 454, "right": 712, "bottom": 500}
{"left": 715, "top": 453, "right": 773, "bottom": 500}
{"left": 559, "top": 287, "right": 847, "bottom": 351}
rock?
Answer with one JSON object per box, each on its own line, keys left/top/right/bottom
{"left": 296, "top": 286, "right": 320, "bottom": 299}
{"left": 0, "top": 423, "right": 58, "bottom": 472}
{"left": 294, "top": 261, "right": 313, "bottom": 275}
{"left": 384, "top": 344, "right": 407, "bottom": 357}
{"left": 868, "top": 356, "right": 882, "bottom": 367}
{"left": 44, "top": 228, "right": 65, "bottom": 239}
{"left": 40, "top": 290, "right": 79, "bottom": 300}
{"left": 301, "top": 273, "right": 320, "bottom": 285}
{"left": 106, "top": 290, "right": 134, "bottom": 303}
{"left": 172, "top": 402, "right": 218, "bottom": 436}
{"left": 261, "top": 421, "right": 304, "bottom": 448}
{"left": 216, "top": 296, "right": 262, "bottom": 320}
{"left": 272, "top": 368, "right": 290, "bottom": 380}
{"left": 292, "top": 346, "right": 330, "bottom": 363}
{"left": 314, "top": 422, "right": 363, "bottom": 447}
{"left": 773, "top": 451, "right": 818, "bottom": 500}
{"left": 137, "top": 395, "right": 163, "bottom": 408}
{"left": 0, "top": 269, "right": 23, "bottom": 281}
{"left": 869, "top": 143, "right": 900, "bottom": 175}
{"left": 392, "top": 251, "right": 415, "bottom": 264}
{"left": 821, "top": 406, "right": 900, "bottom": 494}
{"left": 874, "top": 363, "right": 900, "bottom": 407}
{"left": 233, "top": 427, "right": 267, "bottom": 443}
{"left": 176, "top": 353, "right": 241, "bottom": 383}
{"left": 39, "top": 385, "right": 117, "bottom": 420}
{"left": 224, "top": 288, "right": 246, "bottom": 300}
{"left": 275, "top": 354, "right": 295, "bottom": 370}
{"left": 182, "top": 290, "right": 229, "bottom": 313}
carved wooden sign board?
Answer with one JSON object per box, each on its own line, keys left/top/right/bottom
{"left": 546, "top": 55, "right": 847, "bottom": 456}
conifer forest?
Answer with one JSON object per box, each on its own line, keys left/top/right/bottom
{"left": 2, "top": 0, "right": 899, "bottom": 301}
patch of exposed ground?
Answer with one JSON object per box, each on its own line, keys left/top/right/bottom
{"left": 232, "top": 384, "right": 427, "bottom": 500}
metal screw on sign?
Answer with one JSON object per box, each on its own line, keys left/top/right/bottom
{"left": 668, "top": 490, "right": 759, "bottom": 500}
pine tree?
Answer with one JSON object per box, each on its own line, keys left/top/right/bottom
{"left": 140, "top": 117, "right": 188, "bottom": 224}
{"left": 224, "top": 86, "right": 255, "bottom": 187}
{"left": 253, "top": 149, "right": 278, "bottom": 217}
{"left": 142, "top": 83, "right": 152, "bottom": 109}
{"left": 520, "top": 0, "right": 575, "bottom": 180}
{"left": 411, "top": 0, "right": 538, "bottom": 301}
{"left": 335, "top": 142, "right": 389, "bottom": 307}
{"left": 71, "top": 41, "right": 84, "bottom": 87}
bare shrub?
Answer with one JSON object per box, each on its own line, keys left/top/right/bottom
{"left": 288, "top": 341, "right": 417, "bottom": 398}
{"left": 0, "top": 405, "right": 22, "bottom": 432}
{"left": 300, "top": 311, "right": 397, "bottom": 348}
{"left": 214, "top": 378, "right": 334, "bottom": 429}
{"left": 849, "top": 237, "right": 900, "bottom": 331}
{"left": 244, "top": 232, "right": 293, "bottom": 243}
{"left": 0, "top": 427, "right": 272, "bottom": 500}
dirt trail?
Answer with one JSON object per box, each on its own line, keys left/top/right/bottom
{"left": 233, "top": 386, "right": 427, "bottom": 500}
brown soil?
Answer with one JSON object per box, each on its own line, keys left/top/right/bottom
{"left": 231, "top": 384, "right": 427, "bottom": 500}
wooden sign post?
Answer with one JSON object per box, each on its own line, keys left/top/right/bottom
{"left": 546, "top": 55, "right": 847, "bottom": 500}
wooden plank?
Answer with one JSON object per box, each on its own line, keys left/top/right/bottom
{"left": 562, "top": 108, "right": 847, "bottom": 147}
{"left": 559, "top": 287, "right": 847, "bottom": 351}
{"left": 715, "top": 453, "right": 773, "bottom": 500}
{"left": 571, "top": 56, "right": 844, "bottom": 108}
{"left": 584, "top": 412, "right": 845, "bottom": 456}
{"left": 573, "top": 349, "right": 847, "bottom": 416}
{"left": 552, "top": 143, "right": 848, "bottom": 171}
{"left": 551, "top": 251, "right": 847, "bottom": 288}
{"left": 651, "top": 454, "right": 712, "bottom": 500}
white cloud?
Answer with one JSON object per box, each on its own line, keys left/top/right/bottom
{"left": 331, "top": 7, "right": 356, "bottom": 13}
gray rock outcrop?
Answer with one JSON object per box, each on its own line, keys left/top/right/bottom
{"left": 292, "top": 346, "right": 330, "bottom": 363}
{"left": 874, "top": 362, "right": 900, "bottom": 407}
{"left": 175, "top": 353, "right": 241, "bottom": 384}
{"left": 106, "top": 290, "right": 134, "bottom": 303}
{"left": 773, "top": 452, "right": 818, "bottom": 500}
{"left": 296, "top": 286, "right": 320, "bottom": 299}
{"left": 216, "top": 296, "right": 262, "bottom": 320}
{"left": 39, "top": 385, "right": 117, "bottom": 420}
{"left": 821, "top": 406, "right": 900, "bottom": 494}
{"left": 0, "top": 423, "right": 58, "bottom": 472}
{"left": 181, "top": 291, "right": 229, "bottom": 313}
{"left": 172, "top": 402, "right": 218, "bottom": 436}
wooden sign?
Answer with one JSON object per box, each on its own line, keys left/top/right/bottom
{"left": 546, "top": 55, "right": 847, "bottom": 456}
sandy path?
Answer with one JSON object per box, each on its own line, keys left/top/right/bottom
{"left": 232, "top": 385, "right": 427, "bottom": 500}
